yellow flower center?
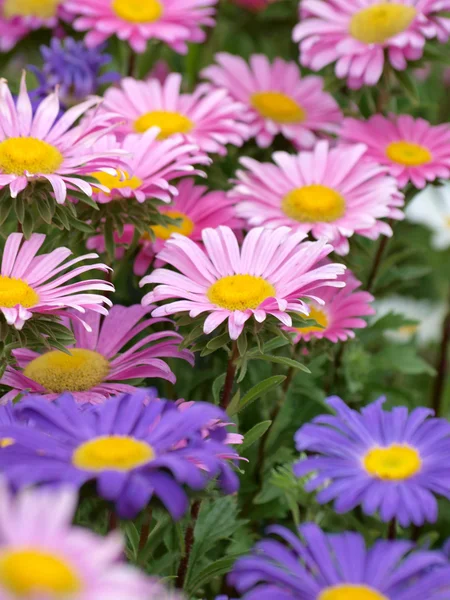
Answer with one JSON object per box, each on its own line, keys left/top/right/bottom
{"left": 349, "top": 3, "right": 417, "bottom": 44}
{"left": 385, "top": 141, "right": 432, "bottom": 166}
{"left": 363, "top": 444, "right": 422, "bottom": 480}
{"left": 73, "top": 435, "right": 155, "bottom": 471}
{"left": 151, "top": 210, "right": 195, "bottom": 240}
{"left": 111, "top": 0, "right": 163, "bottom": 23}
{"left": 0, "top": 438, "right": 14, "bottom": 448}
{"left": 0, "top": 548, "right": 81, "bottom": 597}
{"left": 297, "top": 306, "right": 328, "bottom": 334}
{"left": 282, "top": 184, "right": 346, "bottom": 223}
{"left": 0, "top": 137, "right": 63, "bottom": 176}
{"left": 90, "top": 170, "right": 143, "bottom": 195}
{"left": 207, "top": 274, "right": 275, "bottom": 311}
{"left": 250, "top": 91, "right": 306, "bottom": 124}
{"left": 398, "top": 324, "right": 419, "bottom": 335}
{"left": 319, "top": 584, "right": 388, "bottom": 600}
{"left": 3, "top": 0, "right": 60, "bottom": 18}
{"left": 23, "top": 349, "right": 110, "bottom": 393}
{"left": 0, "top": 276, "right": 39, "bottom": 309}
{"left": 134, "top": 111, "right": 194, "bottom": 139}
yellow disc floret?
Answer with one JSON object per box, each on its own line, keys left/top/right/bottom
{"left": 0, "top": 276, "right": 39, "bottom": 309}
{"left": 350, "top": 3, "right": 417, "bottom": 44}
{"left": 3, "top": 0, "right": 60, "bottom": 18}
{"left": 251, "top": 91, "right": 306, "bottom": 124}
{"left": 282, "top": 184, "right": 346, "bottom": 223}
{"left": 0, "top": 137, "right": 63, "bottom": 176}
{"left": 23, "top": 349, "right": 110, "bottom": 393}
{"left": 91, "top": 170, "right": 143, "bottom": 195}
{"left": 385, "top": 141, "right": 432, "bottom": 166}
{"left": 207, "top": 274, "right": 276, "bottom": 311}
{"left": 363, "top": 444, "right": 422, "bottom": 480}
{"left": 73, "top": 435, "right": 155, "bottom": 471}
{"left": 111, "top": 0, "right": 163, "bottom": 23}
{"left": 134, "top": 111, "right": 194, "bottom": 139}
{"left": 319, "top": 584, "right": 388, "bottom": 600}
{"left": 151, "top": 210, "right": 195, "bottom": 240}
{"left": 0, "top": 438, "right": 14, "bottom": 448}
{"left": 297, "top": 306, "right": 328, "bottom": 334}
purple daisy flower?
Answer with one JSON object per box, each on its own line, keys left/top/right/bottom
{"left": 294, "top": 396, "right": 450, "bottom": 527}
{"left": 0, "top": 391, "right": 239, "bottom": 519}
{"left": 229, "top": 523, "right": 450, "bottom": 599}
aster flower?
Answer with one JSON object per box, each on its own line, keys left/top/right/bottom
{"left": 0, "top": 232, "right": 113, "bottom": 330}
{"left": 141, "top": 225, "right": 346, "bottom": 340}
{"left": 0, "top": 74, "right": 127, "bottom": 204}
{"left": 0, "top": 391, "right": 240, "bottom": 519}
{"left": 0, "top": 304, "right": 193, "bottom": 404}
{"left": 0, "top": 484, "right": 172, "bottom": 599}
{"left": 341, "top": 115, "right": 450, "bottom": 188}
{"left": 202, "top": 53, "right": 341, "bottom": 148}
{"left": 231, "top": 141, "right": 404, "bottom": 255}
{"left": 286, "top": 266, "right": 375, "bottom": 343}
{"left": 229, "top": 522, "right": 450, "bottom": 599}
{"left": 66, "top": 0, "right": 217, "bottom": 54}
{"left": 101, "top": 74, "right": 249, "bottom": 156}
{"left": 294, "top": 396, "right": 450, "bottom": 526}
{"left": 293, "top": 0, "right": 450, "bottom": 89}
{"left": 406, "top": 182, "right": 450, "bottom": 249}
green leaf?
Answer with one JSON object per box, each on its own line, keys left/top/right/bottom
{"left": 395, "top": 70, "right": 419, "bottom": 103}
{"left": 212, "top": 373, "right": 226, "bottom": 404}
{"left": 228, "top": 374, "right": 286, "bottom": 416}
{"left": 237, "top": 331, "right": 248, "bottom": 356}
{"left": 372, "top": 344, "right": 435, "bottom": 376}
{"left": 205, "top": 332, "right": 230, "bottom": 351}
{"left": 240, "top": 420, "right": 272, "bottom": 452}
{"left": 255, "top": 354, "right": 311, "bottom": 373}
{"left": 187, "top": 556, "right": 241, "bottom": 595}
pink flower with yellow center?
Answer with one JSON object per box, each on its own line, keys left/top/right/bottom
{"left": 140, "top": 226, "right": 346, "bottom": 340}
{"left": 202, "top": 53, "right": 341, "bottom": 148}
{"left": 0, "top": 232, "right": 113, "bottom": 331}
{"left": 101, "top": 74, "right": 249, "bottom": 156}
{"left": 293, "top": 0, "right": 450, "bottom": 88}
{"left": 0, "top": 74, "right": 127, "bottom": 204}
{"left": 231, "top": 141, "right": 404, "bottom": 255}
{"left": 341, "top": 115, "right": 450, "bottom": 188}
{"left": 65, "top": 0, "right": 218, "bottom": 54}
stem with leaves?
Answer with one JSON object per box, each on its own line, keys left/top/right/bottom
{"left": 176, "top": 499, "right": 201, "bottom": 590}
{"left": 221, "top": 341, "right": 239, "bottom": 409}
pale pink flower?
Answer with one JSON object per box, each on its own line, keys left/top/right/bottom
{"left": 202, "top": 53, "right": 341, "bottom": 148}
{"left": 140, "top": 226, "right": 346, "bottom": 340}
{"left": 101, "top": 74, "right": 249, "bottom": 156}
{"left": 0, "top": 232, "right": 113, "bottom": 330}
{"left": 231, "top": 141, "right": 404, "bottom": 255}
{"left": 341, "top": 114, "right": 450, "bottom": 188}
{"left": 293, "top": 0, "right": 450, "bottom": 88}
{"left": 66, "top": 0, "right": 217, "bottom": 54}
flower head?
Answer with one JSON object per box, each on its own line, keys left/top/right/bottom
{"left": 0, "top": 233, "right": 113, "bottom": 330}
{"left": 202, "top": 53, "right": 341, "bottom": 148}
{"left": 101, "top": 74, "right": 249, "bottom": 156}
{"left": 229, "top": 522, "right": 450, "bottom": 599}
{"left": 294, "top": 396, "right": 450, "bottom": 526}
{"left": 341, "top": 115, "right": 450, "bottom": 188}
{"left": 0, "top": 74, "right": 127, "bottom": 204}
{"left": 406, "top": 182, "right": 450, "bottom": 249}
{"left": 66, "top": 0, "right": 218, "bottom": 54}
{"left": 0, "top": 484, "right": 172, "bottom": 599}
{"left": 1, "top": 304, "right": 193, "bottom": 404}
{"left": 141, "top": 225, "right": 346, "bottom": 340}
{"left": 293, "top": 0, "right": 450, "bottom": 88}
{"left": 231, "top": 141, "right": 404, "bottom": 255}
{"left": 0, "top": 391, "right": 239, "bottom": 519}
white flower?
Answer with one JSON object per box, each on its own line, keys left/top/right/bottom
{"left": 406, "top": 182, "right": 450, "bottom": 250}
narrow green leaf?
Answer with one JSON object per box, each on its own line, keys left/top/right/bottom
{"left": 188, "top": 556, "right": 241, "bottom": 595}
{"left": 240, "top": 420, "right": 272, "bottom": 452}
{"left": 212, "top": 373, "right": 226, "bottom": 404}
{"left": 255, "top": 354, "right": 310, "bottom": 373}
{"left": 228, "top": 374, "right": 286, "bottom": 416}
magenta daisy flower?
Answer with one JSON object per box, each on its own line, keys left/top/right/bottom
{"left": 140, "top": 226, "right": 346, "bottom": 340}
{"left": 202, "top": 53, "right": 341, "bottom": 148}
{"left": 286, "top": 266, "right": 375, "bottom": 343}
{"left": 66, "top": 0, "right": 217, "bottom": 54}
{"left": 0, "top": 304, "right": 193, "bottom": 404}
{"left": 341, "top": 115, "right": 450, "bottom": 188}
{"left": 0, "top": 233, "right": 113, "bottom": 331}
{"left": 0, "top": 484, "right": 168, "bottom": 599}
{"left": 0, "top": 74, "right": 126, "bottom": 204}
{"left": 293, "top": 0, "right": 450, "bottom": 88}
{"left": 101, "top": 74, "right": 249, "bottom": 156}
{"left": 231, "top": 141, "right": 404, "bottom": 255}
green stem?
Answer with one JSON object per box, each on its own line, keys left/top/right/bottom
{"left": 176, "top": 500, "right": 201, "bottom": 590}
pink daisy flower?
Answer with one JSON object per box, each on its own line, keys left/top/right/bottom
{"left": 140, "top": 226, "right": 346, "bottom": 340}
{"left": 231, "top": 141, "right": 404, "bottom": 255}
{"left": 202, "top": 53, "right": 341, "bottom": 148}
{"left": 285, "top": 266, "right": 375, "bottom": 343}
{"left": 0, "top": 484, "right": 172, "bottom": 599}
{"left": 66, "top": 0, "right": 217, "bottom": 54}
{"left": 1, "top": 304, "right": 193, "bottom": 404}
{"left": 0, "top": 74, "right": 127, "bottom": 205}
{"left": 88, "top": 178, "right": 241, "bottom": 275}
{"left": 0, "top": 233, "right": 113, "bottom": 331}
{"left": 341, "top": 114, "right": 450, "bottom": 188}
{"left": 101, "top": 74, "right": 249, "bottom": 156}
{"left": 293, "top": 0, "right": 450, "bottom": 88}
